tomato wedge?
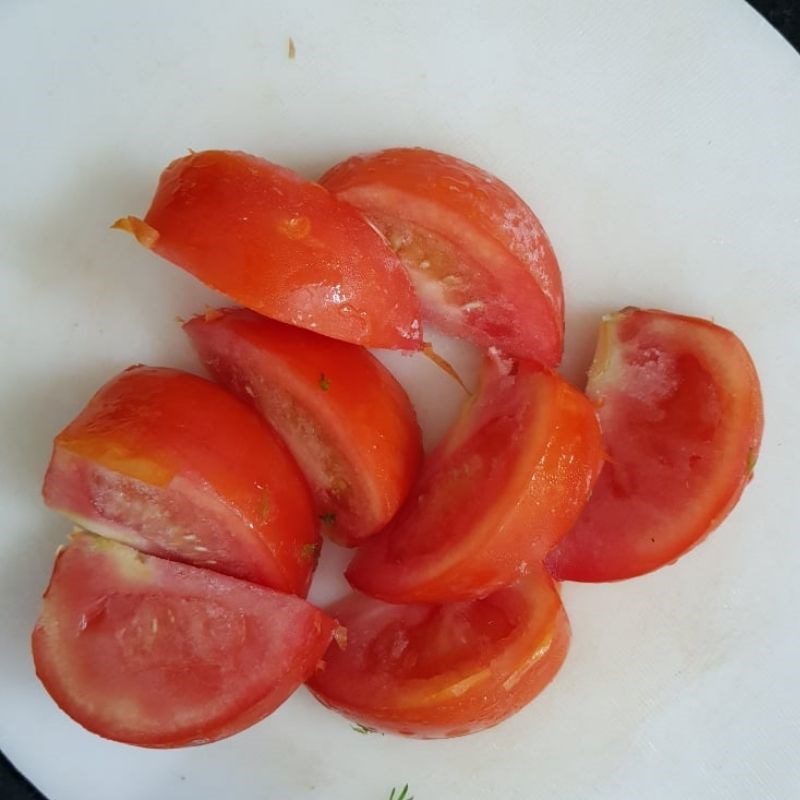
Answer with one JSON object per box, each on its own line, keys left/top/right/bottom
{"left": 320, "top": 147, "right": 564, "bottom": 366}
{"left": 42, "top": 366, "right": 319, "bottom": 596}
{"left": 184, "top": 308, "right": 422, "bottom": 546}
{"left": 32, "top": 533, "right": 336, "bottom": 747}
{"left": 546, "top": 308, "right": 764, "bottom": 582}
{"left": 308, "top": 568, "right": 569, "bottom": 738}
{"left": 346, "top": 353, "right": 604, "bottom": 603}
{"left": 114, "top": 150, "right": 422, "bottom": 349}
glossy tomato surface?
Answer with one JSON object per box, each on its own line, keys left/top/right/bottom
{"left": 321, "top": 147, "right": 563, "bottom": 365}
{"left": 346, "top": 353, "right": 604, "bottom": 603}
{"left": 308, "top": 568, "right": 569, "bottom": 738}
{"left": 185, "top": 308, "right": 422, "bottom": 546}
{"left": 115, "top": 150, "right": 422, "bottom": 349}
{"left": 32, "top": 533, "right": 336, "bottom": 747}
{"left": 546, "top": 308, "right": 764, "bottom": 582}
{"left": 42, "top": 366, "right": 319, "bottom": 595}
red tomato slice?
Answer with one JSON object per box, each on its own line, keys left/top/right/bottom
{"left": 32, "top": 533, "right": 336, "bottom": 747}
{"left": 346, "top": 353, "right": 604, "bottom": 603}
{"left": 114, "top": 150, "right": 422, "bottom": 349}
{"left": 42, "top": 366, "right": 319, "bottom": 596}
{"left": 320, "top": 147, "right": 564, "bottom": 366}
{"left": 308, "top": 568, "right": 569, "bottom": 738}
{"left": 184, "top": 308, "right": 423, "bottom": 546}
{"left": 546, "top": 308, "right": 764, "bottom": 582}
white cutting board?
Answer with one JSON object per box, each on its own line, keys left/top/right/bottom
{"left": 0, "top": 1, "right": 798, "bottom": 798}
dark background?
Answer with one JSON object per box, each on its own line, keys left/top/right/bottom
{"left": 1, "top": 2, "right": 797, "bottom": 799}
{"left": 754, "top": 0, "right": 800, "bottom": 42}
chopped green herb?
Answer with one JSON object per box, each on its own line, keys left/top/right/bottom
{"left": 300, "top": 542, "right": 321, "bottom": 563}
{"left": 319, "top": 512, "right": 336, "bottom": 526}
{"left": 351, "top": 722, "right": 374, "bottom": 735}
{"left": 389, "top": 785, "right": 414, "bottom": 800}
{"left": 319, "top": 373, "right": 331, "bottom": 391}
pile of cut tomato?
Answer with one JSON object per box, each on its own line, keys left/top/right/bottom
{"left": 33, "top": 147, "right": 763, "bottom": 747}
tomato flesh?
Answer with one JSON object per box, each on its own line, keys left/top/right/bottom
{"left": 32, "top": 533, "right": 336, "bottom": 747}
{"left": 184, "top": 308, "right": 422, "bottom": 546}
{"left": 346, "top": 353, "right": 604, "bottom": 603}
{"left": 320, "top": 147, "right": 564, "bottom": 365}
{"left": 546, "top": 308, "right": 764, "bottom": 582}
{"left": 308, "top": 568, "right": 569, "bottom": 737}
{"left": 42, "top": 366, "right": 319, "bottom": 595}
{"left": 116, "top": 150, "right": 422, "bottom": 349}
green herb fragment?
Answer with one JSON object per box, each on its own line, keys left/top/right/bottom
{"left": 300, "top": 543, "right": 320, "bottom": 563}
{"left": 351, "top": 723, "right": 374, "bottom": 735}
{"left": 319, "top": 373, "right": 330, "bottom": 391}
{"left": 319, "top": 512, "right": 336, "bottom": 526}
{"left": 389, "top": 785, "right": 414, "bottom": 800}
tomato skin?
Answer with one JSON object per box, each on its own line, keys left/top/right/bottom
{"left": 546, "top": 308, "right": 764, "bottom": 582}
{"left": 346, "top": 354, "right": 604, "bottom": 603}
{"left": 320, "top": 147, "right": 564, "bottom": 366}
{"left": 32, "top": 533, "right": 336, "bottom": 747}
{"left": 42, "top": 366, "right": 319, "bottom": 596}
{"left": 119, "top": 150, "right": 422, "bottom": 349}
{"left": 184, "top": 308, "right": 422, "bottom": 546}
{"left": 308, "top": 569, "right": 569, "bottom": 738}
